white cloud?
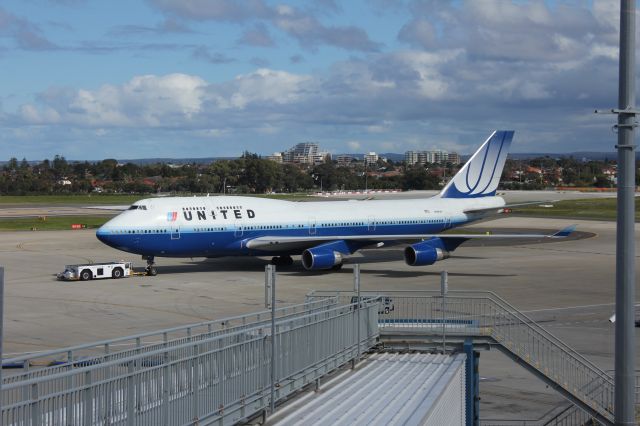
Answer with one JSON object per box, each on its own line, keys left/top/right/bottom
{"left": 257, "top": 124, "right": 280, "bottom": 134}
{"left": 21, "top": 73, "right": 207, "bottom": 127}
{"left": 195, "top": 128, "right": 229, "bottom": 138}
{"left": 19, "top": 70, "right": 316, "bottom": 128}
{"left": 226, "top": 68, "right": 313, "bottom": 109}
{"left": 346, "top": 140, "right": 361, "bottom": 151}
{"left": 367, "top": 123, "right": 389, "bottom": 133}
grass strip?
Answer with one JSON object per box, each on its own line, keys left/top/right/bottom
{"left": 511, "top": 197, "right": 640, "bottom": 221}
{"left": 0, "top": 215, "right": 110, "bottom": 231}
{"left": 0, "top": 193, "right": 313, "bottom": 205}
{"left": 0, "top": 195, "right": 145, "bottom": 205}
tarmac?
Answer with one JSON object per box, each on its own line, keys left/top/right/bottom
{"left": 0, "top": 214, "right": 638, "bottom": 421}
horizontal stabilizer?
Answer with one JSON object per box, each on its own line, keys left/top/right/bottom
{"left": 464, "top": 200, "right": 558, "bottom": 215}
{"left": 551, "top": 224, "right": 577, "bottom": 238}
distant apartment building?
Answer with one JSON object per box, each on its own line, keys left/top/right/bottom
{"left": 405, "top": 151, "right": 419, "bottom": 166}
{"left": 364, "top": 152, "right": 379, "bottom": 165}
{"left": 281, "top": 142, "right": 330, "bottom": 165}
{"left": 447, "top": 152, "right": 461, "bottom": 164}
{"left": 404, "top": 149, "right": 461, "bottom": 165}
{"left": 432, "top": 150, "right": 449, "bottom": 164}
{"left": 336, "top": 155, "right": 355, "bottom": 166}
{"left": 266, "top": 152, "right": 283, "bottom": 163}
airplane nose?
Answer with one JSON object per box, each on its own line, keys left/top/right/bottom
{"left": 96, "top": 218, "right": 120, "bottom": 247}
{"left": 96, "top": 225, "right": 110, "bottom": 244}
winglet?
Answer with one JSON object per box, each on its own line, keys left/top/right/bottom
{"left": 552, "top": 225, "right": 577, "bottom": 238}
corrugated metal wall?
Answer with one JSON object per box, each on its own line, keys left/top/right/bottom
{"left": 423, "top": 356, "right": 466, "bottom": 426}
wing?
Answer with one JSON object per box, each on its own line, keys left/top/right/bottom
{"left": 244, "top": 225, "right": 577, "bottom": 251}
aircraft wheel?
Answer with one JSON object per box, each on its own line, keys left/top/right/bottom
{"left": 271, "top": 256, "right": 294, "bottom": 266}
{"left": 147, "top": 267, "right": 158, "bottom": 276}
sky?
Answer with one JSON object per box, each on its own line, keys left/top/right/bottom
{"left": 0, "top": 0, "right": 630, "bottom": 160}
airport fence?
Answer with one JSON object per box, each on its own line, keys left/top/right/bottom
{"left": 0, "top": 297, "right": 380, "bottom": 426}
{"left": 307, "top": 289, "right": 623, "bottom": 425}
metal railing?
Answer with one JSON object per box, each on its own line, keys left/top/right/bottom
{"left": 1, "top": 297, "right": 380, "bottom": 425}
{"left": 2, "top": 297, "right": 339, "bottom": 383}
{"left": 307, "top": 290, "right": 625, "bottom": 425}
{"left": 479, "top": 403, "right": 597, "bottom": 426}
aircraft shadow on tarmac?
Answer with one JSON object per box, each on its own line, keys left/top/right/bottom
{"left": 156, "top": 230, "right": 593, "bottom": 274}
{"left": 153, "top": 249, "right": 514, "bottom": 279}
{"left": 282, "top": 268, "right": 517, "bottom": 279}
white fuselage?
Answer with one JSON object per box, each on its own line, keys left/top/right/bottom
{"left": 96, "top": 195, "right": 505, "bottom": 258}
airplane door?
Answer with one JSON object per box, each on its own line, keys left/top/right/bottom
{"left": 309, "top": 218, "right": 316, "bottom": 235}
{"left": 171, "top": 226, "right": 180, "bottom": 240}
{"left": 444, "top": 216, "right": 452, "bottom": 230}
{"left": 368, "top": 216, "right": 376, "bottom": 231}
{"left": 235, "top": 221, "right": 243, "bottom": 237}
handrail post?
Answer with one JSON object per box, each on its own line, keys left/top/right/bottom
{"left": 354, "top": 264, "right": 361, "bottom": 365}
{"left": 162, "top": 333, "right": 169, "bottom": 426}
{"left": 193, "top": 343, "right": 199, "bottom": 421}
{"left": 0, "top": 267, "right": 3, "bottom": 421}
{"left": 269, "top": 264, "right": 276, "bottom": 414}
{"left": 441, "top": 271, "right": 448, "bottom": 353}
{"left": 127, "top": 360, "right": 134, "bottom": 426}
{"left": 83, "top": 371, "right": 92, "bottom": 426}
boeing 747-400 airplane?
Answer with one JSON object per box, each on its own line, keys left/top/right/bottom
{"left": 96, "top": 131, "right": 574, "bottom": 275}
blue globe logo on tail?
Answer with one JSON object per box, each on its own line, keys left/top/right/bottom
{"left": 439, "top": 130, "right": 514, "bottom": 199}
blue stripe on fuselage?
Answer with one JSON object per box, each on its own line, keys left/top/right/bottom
{"left": 96, "top": 221, "right": 466, "bottom": 258}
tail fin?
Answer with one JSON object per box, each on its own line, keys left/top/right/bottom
{"left": 438, "top": 130, "right": 514, "bottom": 199}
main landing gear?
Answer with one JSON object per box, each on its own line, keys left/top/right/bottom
{"left": 271, "top": 255, "right": 294, "bottom": 267}
{"left": 143, "top": 256, "right": 157, "bottom": 276}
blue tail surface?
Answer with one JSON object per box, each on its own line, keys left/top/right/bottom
{"left": 439, "top": 130, "right": 514, "bottom": 199}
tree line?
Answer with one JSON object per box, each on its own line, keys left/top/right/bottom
{"left": 1, "top": 153, "right": 633, "bottom": 196}
{"left": 0, "top": 153, "right": 442, "bottom": 195}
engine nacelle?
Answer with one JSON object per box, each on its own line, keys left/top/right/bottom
{"left": 302, "top": 247, "right": 343, "bottom": 270}
{"left": 404, "top": 239, "right": 450, "bottom": 266}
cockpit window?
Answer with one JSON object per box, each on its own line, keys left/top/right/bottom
{"left": 128, "top": 205, "right": 147, "bottom": 210}
{"left": 128, "top": 205, "right": 139, "bottom": 210}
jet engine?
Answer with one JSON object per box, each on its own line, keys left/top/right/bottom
{"left": 404, "top": 239, "right": 450, "bottom": 266}
{"left": 302, "top": 246, "right": 344, "bottom": 270}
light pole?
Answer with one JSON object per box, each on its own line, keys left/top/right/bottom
{"left": 595, "top": 1, "right": 639, "bottom": 424}
{"left": 614, "top": 2, "right": 637, "bottom": 424}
